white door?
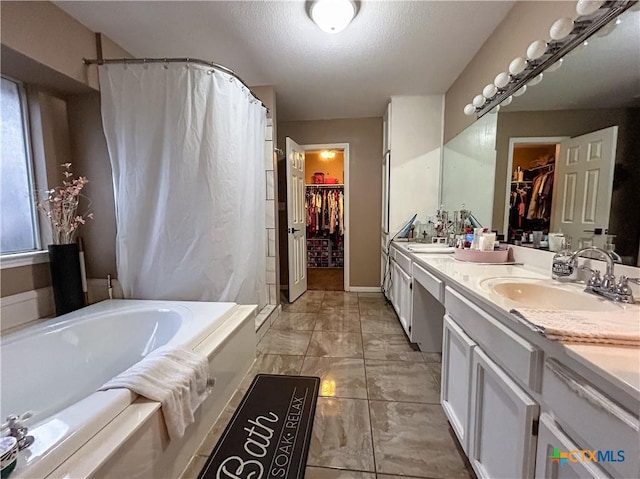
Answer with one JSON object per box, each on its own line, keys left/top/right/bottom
{"left": 398, "top": 266, "right": 412, "bottom": 338}
{"left": 286, "top": 137, "right": 307, "bottom": 302}
{"left": 441, "top": 315, "right": 476, "bottom": 453}
{"left": 551, "top": 126, "right": 618, "bottom": 247}
{"left": 468, "top": 348, "right": 539, "bottom": 479}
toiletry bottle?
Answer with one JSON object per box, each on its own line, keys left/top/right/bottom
{"left": 552, "top": 236, "right": 577, "bottom": 281}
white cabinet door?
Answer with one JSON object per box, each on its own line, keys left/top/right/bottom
{"left": 390, "top": 259, "right": 400, "bottom": 315}
{"left": 535, "top": 413, "right": 609, "bottom": 479}
{"left": 469, "top": 347, "right": 539, "bottom": 479}
{"left": 441, "top": 315, "right": 475, "bottom": 453}
{"left": 397, "top": 264, "right": 412, "bottom": 338}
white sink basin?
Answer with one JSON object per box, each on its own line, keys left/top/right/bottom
{"left": 481, "top": 278, "right": 622, "bottom": 311}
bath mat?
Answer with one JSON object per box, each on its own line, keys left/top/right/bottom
{"left": 198, "top": 374, "right": 320, "bottom": 479}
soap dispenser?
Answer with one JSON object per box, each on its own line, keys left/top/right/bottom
{"left": 552, "top": 236, "right": 577, "bottom": 281}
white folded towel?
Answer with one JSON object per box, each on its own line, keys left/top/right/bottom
{"left": 510, "top": 308, "right": 640, "bottom": 346}
{"left": 99, "top": 346, "right": 210, "bottom": 440}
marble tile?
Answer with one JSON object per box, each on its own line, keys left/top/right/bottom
{"left": 360, "top": 316, "right": 404, "bottom": 335}
{"left": 267, "top": 228, "right": 276, "bottom": 257}
{"left": 264, "top": 140, "right": 274, "bottom": 170}
{"left": 196, "top": 390, "right": 245, "bottom": 455}
{"left": 238, "top": 353, "right": 304, "bottom": 392}
{"left": 358, "top": 301, "right": 396, "bottom": 318}
{"left": 301, "top": 357, "right": 367, "bottom": 399}
{"left": 362, "top": 334, "right": 424, "bottom": 362}
{"left": 268, "top": 284, "right": 277, "bottom": 304}
{"left": 422, "top": 352, "right": 443, "bottom": 363}
{"left": 308, "top": 398, "right": 375, "bottom": 472}
{"left": 377, "top": 475, "right": 445, "bottom": 479}
{"left": 365, "top": 360, "right": 440, "bottom": 403}
{"left": 305, "top": 467, "right": 375, "bottom": 479}
{"left": 266, "top": 256, "right": 276, "bottom": 284}
{"left": 257, "top": 329, "right": 311, "bottom": 355}
{"left": 301, "top": 290, "right": 327, "bottom": 300}
{"left": 271, "top": 312, "right": 318, "bottom": 331}
{"left": 265, "top": 125, "right": 273, "bottom": 141}
{"left": 307, "top": 331, "right": 363, "bottom": 358}
{"left": 266, "top": 170, "right": 274, "bottom": 200}
{"left": 321, "top": 298, "right": 360, "bottom": 311}
{"left": 180, "top": 454, "right": 208, "bottom": 479}
{"left": 357, "top": 292, "right": 385, "bottom": 299}
{"left": 428, "top": 362, "right": 442, "bottom": 390}
{"left": 369, "top": 401, "right": 470, "bottom": 478}
{"left": 282, "top": 298, "right": 323, "bottom": 313}
{"left": 323, "top": 291, "right": 358, "bottom": 300}
{"left": 265, "top": 199, "right": 275, "bottom": 228}
{"left": 315, "top": 311, "right": 361, "bottom": 332}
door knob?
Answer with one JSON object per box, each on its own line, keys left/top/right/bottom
{"left": 288, "top": 228, "right": 300, "bottom": 233}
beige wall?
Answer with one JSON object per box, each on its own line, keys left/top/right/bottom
{"left": 1, "top": 1, "right": 130, "bottom": 297}
{"left": 278, "top": 117, "right": 383, "bottom": 288}
{"left": 444, "top": 1, "right": 575, "bottom": 142}
{"left": 67, "top": 92, "right": 118, "bottom": 279}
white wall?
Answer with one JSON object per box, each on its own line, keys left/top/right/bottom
{"left": 389, "top": 95, "right": 443, "bottom": 235}
{"left": 442, "top": 113, "right": 497, "bottom": 229}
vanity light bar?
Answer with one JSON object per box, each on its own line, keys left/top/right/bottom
{"left": 464, "top": 0, "right": 637, "bottom": 118}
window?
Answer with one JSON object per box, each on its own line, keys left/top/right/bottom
{"left": 1, "top": 76, "right": 40, "bottom": 255}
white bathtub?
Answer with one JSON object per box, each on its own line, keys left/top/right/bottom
{"left": 0, "top": 299, "right": 256, "bottom": 478}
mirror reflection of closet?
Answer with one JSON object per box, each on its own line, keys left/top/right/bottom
{"left": 304, "top": 150, "right": 345, "bottom": 290}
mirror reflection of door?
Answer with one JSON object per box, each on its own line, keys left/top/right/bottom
{"left": 551, "top": 126, "right": 618, "bottom": 249}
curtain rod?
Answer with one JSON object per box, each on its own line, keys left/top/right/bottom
{"left": 82, "top": 57, "right": 268, "bottom": 111}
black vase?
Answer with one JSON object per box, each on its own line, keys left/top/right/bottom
{"left": 48, "top": 243, "right": 85, "bottom": 316}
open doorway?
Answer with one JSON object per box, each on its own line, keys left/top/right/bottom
{"left": 304, "top": 147, "right": 346, "bottom": 291}
{"left": 503, "top": 137, "right": 566, "bottom": 243}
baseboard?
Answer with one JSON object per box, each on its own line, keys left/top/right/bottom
{"left": 1, "top": 287, "right": 54, "bottom": 332}
{"left": 348, "top": 286, "right": 382, "bottom": 293}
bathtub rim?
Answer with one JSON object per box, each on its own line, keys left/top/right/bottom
{"left": 44, "top": 303, "right": 257, "bottom": 479}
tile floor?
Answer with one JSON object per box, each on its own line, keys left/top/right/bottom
{"left": 182, "top": 291, "right": 475, "bottom": 479}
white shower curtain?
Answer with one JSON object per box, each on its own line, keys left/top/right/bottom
{"left": 99, "top": 62, "right": 266, "bottom": 304}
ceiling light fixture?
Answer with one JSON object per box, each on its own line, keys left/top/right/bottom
{"left": 321, "top": 150, "right": 336, "bottom": 159}
{"left": 311, "top": 0, "right": 356, "bottom": 34}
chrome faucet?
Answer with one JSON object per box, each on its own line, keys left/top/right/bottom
{"left": 554, "top": 246, "right": 634, "bottom": 303}
{"left": 1, "top": 412, "right": 34, "bottom": 450}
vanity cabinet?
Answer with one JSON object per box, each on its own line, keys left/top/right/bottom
{"left": 411, "top": 262, "right": 445, "bottom": 352}
{"left": 389, "top": 245, "right": 413, "bottom": 338}
{"left": 443, "top": 285, "right": 541, "bottom": 479}
{"left": 468, "top": 347, "right": 539, "bottom": 479}
{"left": 441, "top": 314, "right": 475, "bottom": 453}
{"left": 535, "top": 413, "right": 610, "bottom": 479}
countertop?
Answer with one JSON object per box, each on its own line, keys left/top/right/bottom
{"left": 391, "top": 241, "right": 640, "bottom": 409}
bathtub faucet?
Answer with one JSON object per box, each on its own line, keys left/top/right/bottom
{"left": 1, "top": 412, "right": 35, "bottom": 450}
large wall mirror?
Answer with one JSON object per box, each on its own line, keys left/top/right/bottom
{"left": 442, "top": 6, "right": 640, "bottom": 266}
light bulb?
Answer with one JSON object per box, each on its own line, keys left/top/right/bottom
{"left": 509, "top": 57, "right": 527, "bottom": 75}
{"left": 483, "top": 83, "right": 498, "bottom": 99}
{"left": 501, "top": 96, "right": 513, "bottom": 107}
{"left": 550, "top": 17, "right": 574, "bottom": 40}
{"left": 472, "top": 95, "right": 486, "bottom": 108}
{"left": 528, "top": 73, "right": 543, "bottom": 86}
{"left": 527, "top": 40, "right": 548, "bottom": 60}
{"left": 464, "top": 104, "right": 476, "bottom": 116}
{"left": 489, "top": 105, "right": 501, "bottom": 114}
{"left": 596, "top": 19, "right": 618, "bottom": 37}
{"left": 546, "top": 59, "right": 563, "bottom": 72}
{"left": 576, "top": 0, "right": 604, "bottom": 16}
{"left": 311, "top": 0, "right": 356, "bottom": 34}
{"left": 513, "top": 85, "right": 527, "bottom": 97}
{"left": 494, "top": 72, "right": 510, "bottom": 89}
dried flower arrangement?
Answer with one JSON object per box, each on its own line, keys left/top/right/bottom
{"left": 37, "top": 163, "right": 93, "bottom": 244}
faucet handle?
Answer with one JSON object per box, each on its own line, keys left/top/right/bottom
{"left": 616, "top": 276, "right": 635, "bottom": 304}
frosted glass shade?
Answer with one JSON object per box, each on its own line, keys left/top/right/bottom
{"left": 527, "top": 40, "right": 548, "bottom": 60}
{"left": 483, "top": 83, "right": 498, "bottom": 98}
{"left": 464, "top": 104, "right": 476, "bottom": 116}
{"left": 550, "top": 17, "right": 574, "bottom": 40}
{"left": 513, "top": 85, "right": 527, "bottom": 97}
{"left": 501, "top": 95, "right": 513, "bottom": 107}
{"left": 509, "top": 57, "right": 527, "bottom": 75}
{"left": 472, "top": 95, "right": 486, "bottom": 107}
{"left": 494, "top": 72, "right": 510, "bottom": 88}
{"left": 311, "top": 0, "right": 356, "bottom": 34}
{"left": 528, "top": 73, "right": 544, "bottom": 86}
{"left": 576, "top": 0, "right": 604, "bottom": 16}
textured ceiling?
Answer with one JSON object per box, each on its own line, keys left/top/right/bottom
{"left": 56, "top": 1, "right": 515, "bottom": 121}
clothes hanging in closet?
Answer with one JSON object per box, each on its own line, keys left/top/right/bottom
{"left": 305, "top": 187, "right": 344, "bottom": 237}
{"left": 527, "top": 169, "right": 554, "bottom": 220}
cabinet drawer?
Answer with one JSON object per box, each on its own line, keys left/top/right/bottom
{"left": 542, "top": 359, "right": 639, "bottom": 479}
{"left": 445, "top": 286, "right": 542, "bottom": 391}
{"left": 391, "top": 246, "right": 412, "bottom": 274}
{"left": 412, "top": 262, "right": 444, "bottom": 302}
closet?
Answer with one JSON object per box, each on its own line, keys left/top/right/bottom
{"left": 305, "top": 150, "right": 345, "bottom": 290}
{"left": 508, "top": 144, "right": 557, "bottom": 243}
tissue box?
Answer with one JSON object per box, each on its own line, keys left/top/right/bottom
{"left": 454, "top": 248, "right": 509, "bottom": 263}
